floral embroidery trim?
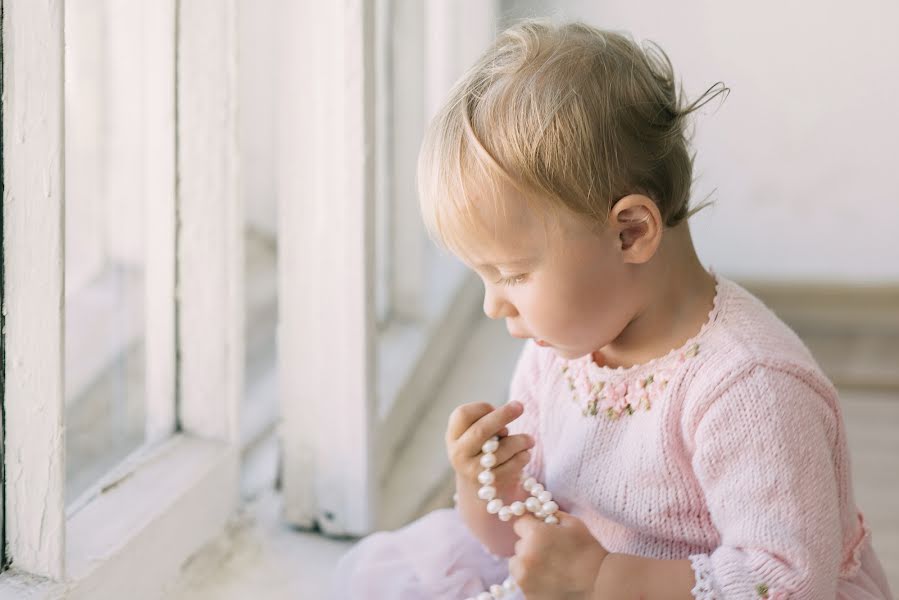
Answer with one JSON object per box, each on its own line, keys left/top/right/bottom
{"left": 563, "top": 343, "right": 700, "bottom": 419}
{"left": 756, "top": 583, "right": 788, "bottom": 599}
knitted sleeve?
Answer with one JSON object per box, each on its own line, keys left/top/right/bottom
{"left": 687, "top": 366, "right": 843, "bottom": 599}
{"left": 504, "top": 340, "right": 545, "bottom": 484}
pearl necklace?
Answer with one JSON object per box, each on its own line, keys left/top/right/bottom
{"left": 462, "top": 435, "right": 560, "bottom": 600}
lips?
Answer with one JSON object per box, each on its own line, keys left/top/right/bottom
{"left": 535, "top": 339, "right": 550, "bottom": 347}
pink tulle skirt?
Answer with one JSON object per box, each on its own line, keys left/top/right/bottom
{"left": 330, "top": 507, "right": 523, "bottom": 600}
{"left": 331, "top": 507, "right": 894, "bottom": 599}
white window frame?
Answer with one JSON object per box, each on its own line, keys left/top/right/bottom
{"left": 1, "top": 1, "right": 243, "bottom": 598}
{"left": 278, "top": 0, "right": 511, "bottom": 537}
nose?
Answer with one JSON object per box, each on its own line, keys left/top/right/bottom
{"left": 483, "top": 285, "right": 517, "bottom": 320}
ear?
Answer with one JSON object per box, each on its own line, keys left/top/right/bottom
{"left": 609, "top": 194, "right": 663, "bottom": 264}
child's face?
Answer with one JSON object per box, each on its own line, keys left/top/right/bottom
{"left": 457, "top": 196, "right": 642, "bottom": 361}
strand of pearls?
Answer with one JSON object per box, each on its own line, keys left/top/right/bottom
{"left": 462, "top": 436, "right": 559, "bottom": 600}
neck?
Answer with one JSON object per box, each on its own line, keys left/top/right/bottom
{"left": 595, "top": 224, "right": 716, "bottom": 369}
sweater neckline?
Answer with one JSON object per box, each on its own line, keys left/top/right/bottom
{"left": 568, "top": 270, "right": 727, "bottom": 381}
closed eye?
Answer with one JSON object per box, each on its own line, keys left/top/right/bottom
{"left": 496, "top": 273, "right": 528, "bottom": 286}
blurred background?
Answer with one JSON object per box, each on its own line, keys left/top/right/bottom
{"left": 46, "top": 0, "right": 899, "bottom": 597}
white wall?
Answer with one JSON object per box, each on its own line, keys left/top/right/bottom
{"left": 502, "top": 0, "right": 899, "bottom": 284}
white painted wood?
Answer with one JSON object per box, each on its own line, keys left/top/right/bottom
{"left": 389, "top": 0, "right": 428, "bottom": 321}
{"left": 2, "top": 0, "right": 67, "bottom": 580}
{"left": 144, "top": 0, "right": 178, "bottom": 444}
{"left": 278, "top": 0, "right": 378, "bottom": 536}
{"left": 177, "top": 0, "right": 243, "bottom": 443}
{"left": 65, "top": 436, "right": 237, "bottom": 600}
{"left": 0, "top": 436, "right": 237, "bottom": 600}
{"left": 166, "top": 488, "right": 354, "bottom": 600}
{"left": 373, "top": 0, "right": 393, "bottom": 324}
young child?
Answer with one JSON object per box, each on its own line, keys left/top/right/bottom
{"left": 332, "top": 19, "right": 894, "bottom": 600}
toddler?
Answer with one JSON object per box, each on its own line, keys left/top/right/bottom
{"left": 332, "top": 19, "right": 894, "bottom": 600}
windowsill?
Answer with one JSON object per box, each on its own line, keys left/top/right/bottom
{"left": 0, "top": 435, "right": 238, "bottom": 600}
{"left": 165, "top": 488, "right": 353, "bottom": 599}
{"left": 164, "top": 315, "right": 524, "bottom": 598}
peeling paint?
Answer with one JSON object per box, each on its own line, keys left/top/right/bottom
{"left": 3, "top": 0, "right": 66, "bottom": 580}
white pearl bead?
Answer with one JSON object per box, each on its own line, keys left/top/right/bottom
{"left": 544, "top": 514, "right": 559, "bottom": 525}
{"left": 480, "top": 453, "right": 497, "bottom": 468}
{"left": 486, "top": 498, "right": 503, "bottom": 514}
{"left": 478, "top": 485, "right": 496, "bottom": 501}
{"left": 535, "top": 510, "right": 546, "bottom": 519}
{"left": 522, "top": 477, "right": 536, "bottom": 492}
{"left": 510, "top": 501, "right": 525, "bottom": 516}
{"left": 503, "top": 576, "right": 517, "bottom": 591}
{"left": 525, "top": 497, "right": 542, "bottom": 512}
{"left": 542, "top": 500, "right": 558, "bottom": 514}
{"left": 478, "top": 470, "right": 495, "bottom": 485}
{"left": 477, "top": 593, "right": 492, "bottom": 600}
{"left": 489, "top": 583, "right": 505, "bottom": 597}
{"left": 481, "top": 439, "right": 499, "bottom": 454}
{"left": 498, "top": 506, "right": 512, "bottom": 521}
{"left": 537, "top": 490, "right": 553, "bottom": 503}
{"left": 530, "top": 483, "right": 544, "bottom": 495}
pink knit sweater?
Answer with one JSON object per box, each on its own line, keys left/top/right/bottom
{"left": 506, "top": 275, "right": 893, "bottom": 599}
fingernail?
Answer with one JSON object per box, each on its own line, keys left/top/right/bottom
{"left": 509, "top": 401, "right": 523, "bottom": 411}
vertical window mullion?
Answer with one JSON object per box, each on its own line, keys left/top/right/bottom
{"left": 279, "top": 0, "right": 378, "bottom": 536}
{"left": 389, "top": 0, "right": 427, "bottom": 322}
{"left": 374, "top": 0, "right": 394, "bottom": 326}
{"left": 176, "top": 0, "right": 243, "bottom": 445}
{"left": 2, "top": 0, "right": 66, "bottom": 580}
{"left": 144, "top": 0, "right": 178, "bottom": 446}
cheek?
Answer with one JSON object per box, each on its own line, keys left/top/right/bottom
{"left": 552, "top": 271, "right": 630, "bottom": 336}
{"left": 523, "top": 277, "right": 595, "bottom": 332}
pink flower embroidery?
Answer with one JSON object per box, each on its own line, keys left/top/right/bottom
{"left": 563, "top": 344, "right": 698, "bottom": 420}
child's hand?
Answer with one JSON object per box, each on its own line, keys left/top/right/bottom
{"left": 445, "top": 401, "right": 534, "bottom": 495}
{"left": 511, "top": 510, "right": 609, "bottom": 600}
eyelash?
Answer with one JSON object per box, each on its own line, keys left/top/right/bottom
{"left": 497, "top": 274, "right": 528, "bottom": 286}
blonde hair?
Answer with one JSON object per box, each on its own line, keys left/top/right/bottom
{"left": 417, "top": 19, "right": 729, "bottom": 254}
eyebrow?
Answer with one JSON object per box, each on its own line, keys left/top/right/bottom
{"left": 475, "top": 258, "right": 537, "bottom": 269}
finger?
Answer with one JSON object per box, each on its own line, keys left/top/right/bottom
{"left": 497, "top": 426, "right": 509, "bottom": 438}
{"left": 553, "top": 510, "right": 575, "bottom": 527}
{"left": 457, "top": 401, "right": 524, "bottom": 455}
{"left": 512, "top": 512, "right": 538, "bottom": 538}
{"left": 489, "top": 448, "right": 531, "bottom": 481}
{"left": 514, "top": 538, "right": 525, "bottom": 557}
{"left": 508, "top": 556, "right": 524, "bottom": 585}
{"left": 446, "top": 402, "right": 494, "bottom": 441}
{"left": 491, "top": 434, "right": 534, "bottom": 467}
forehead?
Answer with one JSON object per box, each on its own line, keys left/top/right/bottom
{"left": 448, "top": 196, "right": 602, "bottom": 270}
{"left": 447, "top": 188, "right": 552, "bottom": 268}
